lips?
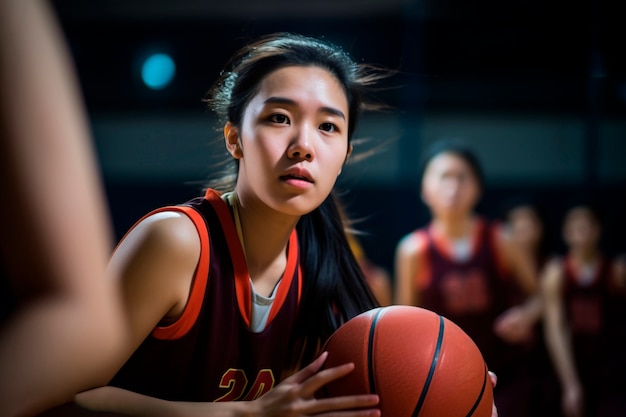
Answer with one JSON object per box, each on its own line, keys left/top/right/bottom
{"left": 280, "top": 168, "right": 313, "bottom": 183}
{"left": 280, "top": 174, "right": 312, "bottom": 183}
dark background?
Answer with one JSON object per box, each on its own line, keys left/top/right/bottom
{"left": 50, "top": 0, "right": 626, "bottom": 276}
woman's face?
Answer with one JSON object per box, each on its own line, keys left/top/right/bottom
{"left": 231, "top": 65, "right": 350, "bottom": 216}
{"left": 563, "top": 207, "right": 600, "bottom": 251}
{"left": 421, "top": 152, "right": 481, "bottom": 219}
{"left": 507, "top": 206, "right": 543, "bottom": 249}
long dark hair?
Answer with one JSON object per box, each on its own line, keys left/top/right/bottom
{"left": 205, "top": 33, "right": 386, "bottom": 369}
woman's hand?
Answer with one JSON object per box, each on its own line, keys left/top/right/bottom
{"left": 252, "top": 352, "right": 380, "bottom": 417}
{"left": 493, "top": 305, "right": 535, "bottom": 344}
{"left": 561, "top": 382, "right": 584, "bottom": 417}
{"left": 489, "top": 371, "right": 498, "bottom": 417}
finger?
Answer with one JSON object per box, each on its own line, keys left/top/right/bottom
{"left": 488, "top": 371, "right": 497, "bottom": 388}
{"left": 306, "top": 394, "right": 379, "bottom": 416}
{"left": 299, "top": 362, "right": 357, "bottom": 396}
{"left": 322, "top": 408, "right": 380, "bottom": 417}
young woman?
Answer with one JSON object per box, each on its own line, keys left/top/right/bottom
{"left": 394, "top": 140, "right": 539, "bottom": 417}
{"left": 500, "top": 195, "right": 562, "bottom": 417}
{"left": 73, "top": 32, "right": 422, "bottom": 417}
{"left": 541, "top": 200, "right": 626, "bottom": 417}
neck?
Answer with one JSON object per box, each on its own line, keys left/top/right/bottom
{"left": 232, "top": 190, "right": 299, "bottom": 286}
{"left": 570, "top": 247, "right": 599, "bottom": 265}
{"left": 432, "top": 215, "right": 475, "bottom": 239}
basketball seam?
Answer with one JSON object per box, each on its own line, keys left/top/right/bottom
{"left": 411, "top": 315, "right": 445, "bottom": 417}
{"left": 465, "top": 365, "right": 488, "bottom": 417}
{"left": 367, "top": 308, "right": 384, "bottom": 395}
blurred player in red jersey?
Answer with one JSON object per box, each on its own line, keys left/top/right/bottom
{"left": 542, "top": 199, "right": 626, "bottom": 417}
{"left": 395, "top": 140, "right": 541, "bottom": 417}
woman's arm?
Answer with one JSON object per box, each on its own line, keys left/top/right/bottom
{"left": 393, "top": 233, "right": 421, "bottom": 306}
{"left": 77, "top": 352, "right": 380, "bottom": 417}
{"left": 0, "top": 1, "right": 127, "bottom": 415}
{"left": 106, "top": 211, "right": 203, "bottom": 365}
{"left": 77, "top": 214, "right": 381, "bottom": 417}
{"left": 499, "top": 231, "right": 539, "bottom": 295}
{"left": 541, "top": 259, "right": 583, "bottom": 417}
{"left": 610, "top": 255, "right": 626, "bottom": 294}
{"left": 492, "top": 230, "right": 543, "bottom": 343}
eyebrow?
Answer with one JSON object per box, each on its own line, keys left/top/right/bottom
{"left": 264, "top": 96, "right": 346, "bottom": 120}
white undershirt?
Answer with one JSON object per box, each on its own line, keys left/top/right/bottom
{"left": 450, "top": 236, "right": 472, "bottom": 262}
{"left": 577, "top": 263, "right": 597, "bottom": 287}
{"left": 250, "top": 279, "right": 281, "bottom": 333}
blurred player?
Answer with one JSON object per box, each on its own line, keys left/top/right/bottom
{"left": 501, "top": 195, "right": 561, "bottom": 417}
{"left": 394, "top": 140, "right": 541, "bottom": 417}
{"left": 541, "top": 199, "right": 626, "bottom": 417}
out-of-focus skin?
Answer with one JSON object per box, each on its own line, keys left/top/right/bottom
{"left": 0, "top": 1, "right": 127, "bottom": 416}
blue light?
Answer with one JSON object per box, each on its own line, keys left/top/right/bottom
{"left": 141, "top": 53, "right": 175, "bottom": 90}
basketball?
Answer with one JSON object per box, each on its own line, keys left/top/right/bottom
{"left": 320, "top": 305, "right": 493, "bottom": 417}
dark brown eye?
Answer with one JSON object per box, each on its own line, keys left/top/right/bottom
{"left": 319, "top": 122, "right": 337, "bottom": 132}
{"left": 270, "top": 114, "right": 289, "bottom": 124}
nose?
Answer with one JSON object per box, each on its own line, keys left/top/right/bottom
{"left": 287, "top": 124, "right": 315, "bottom": 161}
{"left": 442, "top": 177, "right": 462, "bottom": 197}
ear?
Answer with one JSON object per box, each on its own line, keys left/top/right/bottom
{"left": 224, "top": 122, "right": 243, "bottom": 159}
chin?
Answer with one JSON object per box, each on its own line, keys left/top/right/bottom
{"left": 273, "top": 199, "right": 320, "bottom": 218}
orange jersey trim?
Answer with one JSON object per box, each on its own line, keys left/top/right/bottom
{"left": 428, "top": 218, "right": 485, "bottom": 263}
{"left": 413, "top": 230, "right": 431, "bottom": 289}
{"left": 152, "top": 205, "right": 211, "bottom": 340}
{"left": 267, "top": 231, "right": 300, "bottom": 324}
{"left": 426, "top": 218, "right": 509, "bottom": 279}
{"left": 204, "top": 189, "right": 300, "bottom": 329}
{"left": 416, "top": 218, "right": 509, "bottom": 288}
{"left": 564, "top": 255, "right": 605, "bottom": 286}
{"left": 488, "top": 221, "right": 510, "bottom": 279}
{"left": 203, "top": 189, "right": 252, "bottom": 328}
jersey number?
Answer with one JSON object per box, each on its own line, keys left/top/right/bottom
{"left": 215, "top": 368, "right": 275, "bottom": 402}
{"left": 569, "top": 296, "right": 603, "bottom": 335}
{"left": 440, "top": 269, "right": 491, "bottom": 314}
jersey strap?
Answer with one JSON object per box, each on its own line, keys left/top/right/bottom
{"left": 412, "top": 229, "right": 431, "bottom": 288}
{"left": 487, "top": 220, "right": 509, "bottom": 279}
{"left": 203, "top": 188, "right": 301, "bottom": 329}
{"left": 152, "top": 205, "right": 211, "bottom": 340}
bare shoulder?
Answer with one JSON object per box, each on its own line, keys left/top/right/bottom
{"left": 610, "top": 255, "right": 626, "bottom": 290}
{"left": 116, "top": 210, "right": 200, "bottom": 260}
{"left": 492, "top": 223, "right": 514, "bottom": 251}
{"left": 109, "top": 209, "right": 202, "bottom": 292}
{"left": 396, "top": 231, "right": 425, "bottom": 259}
{"left": 110, "top": 210, "right": 203, "bottom": 339}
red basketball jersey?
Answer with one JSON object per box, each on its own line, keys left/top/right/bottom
{"left": 561, "top": 255, "right": 613, "bottom": 360}
{"left": 411, "top": 218, "right": 517, "bottom": 371}
{"left": 110, "top": 189, "right": 302, "bottom": 401}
